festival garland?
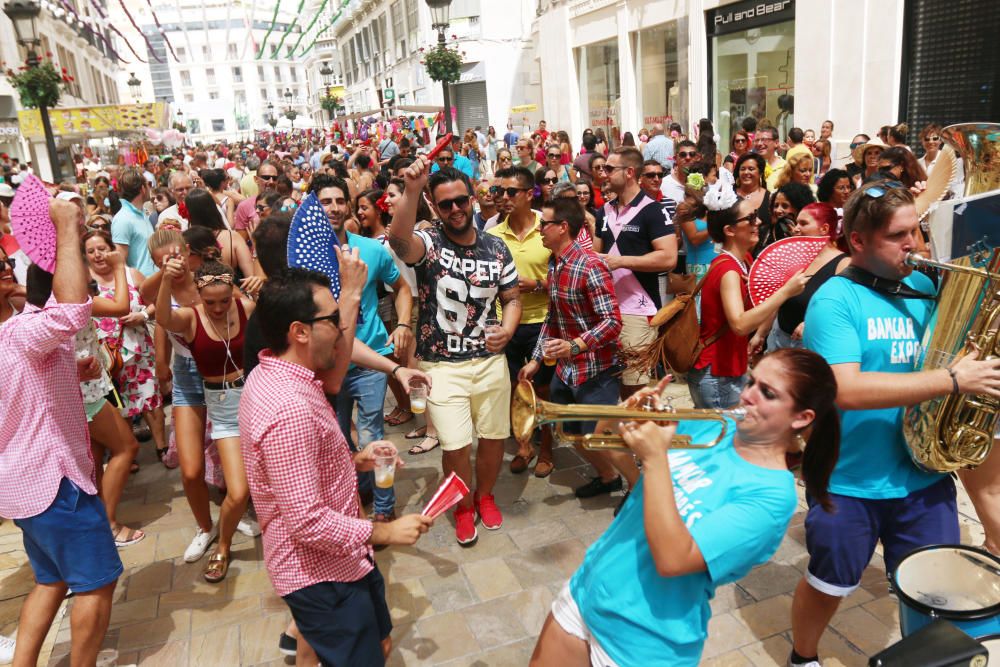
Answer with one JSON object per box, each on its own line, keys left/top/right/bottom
{"left": 240, "top": 0, "right": 260, "bottom": 59}
{"left": 288, "top": 0, "right": 329, "bottom": 56}
{"left": 53, "top": 0, "right": 127, "bottom": 64}
{"left": 270, "top": 0, "right": 307, "bottom": 59}
{"left": 296, "top": 0, "right": 351, "bottom": 58}
{"left": 256, "top": 0, "right": 283, "bottom": 59}
{"left": 144, "top": 0, "right": 179, "bottom": 61}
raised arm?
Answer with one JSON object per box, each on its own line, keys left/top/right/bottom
{"left": 90, "top": 250, "right": 131, "bottom": 317}
{"left": 155, "top": 251, "right": 194, "bottom": 336}
{"left": 386, "top": 155, "right": 431, "bottom": 265}
{"left": 316, "top": 245, "right": 366, "bottom": 395}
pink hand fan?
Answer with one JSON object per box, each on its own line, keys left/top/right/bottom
{"left": 421, "top": 472, "right": 470, "bottom": 520}
{"left": 9, "top": 175, "right": 56, "bottom": 272}
{"left": 748, "top": 236, "right": 829, "bottom": 305}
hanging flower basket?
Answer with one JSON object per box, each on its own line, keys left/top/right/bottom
{"left": 172, "top": 122, "right": 187, "bottom": 133}
{"left": 2, "top": 56, "right": 72, "bottom": 109}
{"left": 421, "top": 41, "right": 464, "bottom": 83}
{"left": 320, "top": 95, "right": 342, "bottom": 114}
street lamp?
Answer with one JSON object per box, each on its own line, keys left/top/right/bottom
{"left": 425, "top": 0, "right": 453, "bottom": 134}
{"left": 319, "top": 62, "right": 333, "bottom": 87}
{"left": 266, "top": 102, "right": 277, "bottom": 131}
{"left": 127, "top": 72, "right": 141, "bottom": 102}
{"left": 4, "top": 0, "right": 62, "bottom": 182}
{"left": 283, "top": 89, "right": 297, "bottom": 130}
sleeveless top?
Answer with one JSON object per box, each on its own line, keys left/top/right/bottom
{"left": 695, "top": 253, "right": 751, "bottom": 377}
{"left": 189, "top": 299, "right": 247, "bottom": 378}
{"left": 777, "top": 253, "right": 847, "bottom": 335}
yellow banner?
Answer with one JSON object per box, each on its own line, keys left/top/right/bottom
{"left": 511, "top": 104, "right": 538, "bottom": 113}
{"left": 18, "top": 103, "right": 171, "bottom": 139}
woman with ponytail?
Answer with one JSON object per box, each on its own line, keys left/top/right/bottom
{"left": 531, "top": 348, "right": 840, "bottom": 667}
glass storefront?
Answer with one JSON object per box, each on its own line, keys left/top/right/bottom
{"left": 634, "top": 19, "right": 689, "bottom": 135}
{"left": 709, "top": 0, "right": 795, "bottom": 151}
{"left": 579, "top": 38, "right": 621, "bottom": 147}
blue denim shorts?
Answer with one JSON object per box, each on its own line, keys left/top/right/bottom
{"left": 804, "top": 477, "right": 959, "bottom": 596}
{"left": 15, "top": 478, "right": 123, "bottom": 592}
{"left": 172, "top": 354, "right": 206, "bottom": 408}
{"left": 687, "top": 365, "right": 747, "bottom": 409}
{"left": 204, "top": 384, "right": 243, "bottom": 440}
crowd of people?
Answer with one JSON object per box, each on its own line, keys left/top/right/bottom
{"left": 0, "top": 112, "right": 996, "bottom": 667}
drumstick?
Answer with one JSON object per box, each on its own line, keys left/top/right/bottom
{"left": 426, "top": 133, "right": 454, "bottom": 162}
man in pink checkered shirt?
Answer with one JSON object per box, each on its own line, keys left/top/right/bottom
{"left": 0, "top": 199, "right": 123, "bottom": 666}
{"left": 239, "top": 262, "right": 434, "bottom": 666}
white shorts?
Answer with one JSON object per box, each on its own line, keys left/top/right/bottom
{"left": 551, "top": 582, "right": 620, "bottom": 667}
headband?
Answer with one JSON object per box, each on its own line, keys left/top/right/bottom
{"left": 195, "top": 273, "right": 234, "bottom": 289}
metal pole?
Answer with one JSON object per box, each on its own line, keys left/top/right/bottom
{"left": 438, "top": 28, "right": 452, "bottom": 135}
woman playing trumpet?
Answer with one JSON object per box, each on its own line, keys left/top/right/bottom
{"left": 530, "top": 348, "right": 841, "bottom": 666}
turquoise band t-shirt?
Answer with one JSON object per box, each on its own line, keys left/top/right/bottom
{"left": 569, "top": 420, "right": 797, "bottom": 666}
{"left": 346, "top": 232, "right": 400, "bottom": 358}
{"left": 804, "top": 272, "right": 943, "bottom": 499}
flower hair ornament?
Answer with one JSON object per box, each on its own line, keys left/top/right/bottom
{"left": 686, "top": 172, "right": 706, "bottom": 190}
{"left": 195, "top": 273, "right": 234, "bottom": 289}
{"left": 704, "top": 181, "right": 738, "bottom": 212}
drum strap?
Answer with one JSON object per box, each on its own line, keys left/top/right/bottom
{"left": 840, "top": 266, "right": 936, "bottom": 300}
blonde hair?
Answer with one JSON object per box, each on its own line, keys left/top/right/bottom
{"left": 773, "top": 152, "right": 815, "bottom": 190}
{"left": 147, "top": 228, "right": 185, "bottom": 254}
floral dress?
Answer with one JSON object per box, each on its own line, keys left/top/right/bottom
{"left": 94, "top": 272, "right": 162, "bottom": 417}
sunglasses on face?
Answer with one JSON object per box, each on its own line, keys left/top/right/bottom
{"left": 547, "top": 153, "right": 561, "bottom": 159}
{"left": 437, "top": 156, "right": 454, "bottom": 163}
{"left": 1, "top": 257, "right": 14, "bottom": 271}
{"left": 733, "top": 210, "right": 759, "bottom": 225}
{"left": 258, "top": 174, "right": 277, "bottom": 181}
{"left": 849, "top": 142, "right": 865, "bottom": 150}
{"left": 304, "top": 311, "right": 342, "bottom": 328}
{"left": 642, "top": 171, "right": 665, "bottom": 179}
{"left": 255, "top": 204, "right": 267, "bottom": 213}
{"left": 436, "top": 194, "right": 471, "bottom": 211}
{"left": 733, "top": 138, "right": 747, "bottom": 144}
{"left": 677, "top": 151, "right": 698, "bottom": 159}
{"left": 540, "top": 177, "right": 559, "bottom": 185}
{"left": 925, "top": 136, "right": 940, "bottom": 142}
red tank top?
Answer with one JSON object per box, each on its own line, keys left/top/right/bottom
{"left": 695, "top": 253, "right": 751, "bottom": 377}
{"left": 190, "top": 299, "right": 247, "bottom": 378}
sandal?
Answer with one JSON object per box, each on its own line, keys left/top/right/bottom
{"left": 510, "top": 452, "right": 535, "bottom": 474}
{"left": 405, "top": 425, "right": 427, "bottom": 440}
{"left": 112, "top": 524, "right": 146, "bottom": 548}
{"left": 203, "top": 552, "right": 230, "bottom": 583}
{"left": 533, "top": 459, "right": 554, "bottom": 478}
{"left": 385, "top": 408, "right": 414, "bottom": 426}
{"left": 408, "top": 435, "right": 440, "bottom": 455}
{"left": 129, "top": 462, "right": 140, "bottom": 474}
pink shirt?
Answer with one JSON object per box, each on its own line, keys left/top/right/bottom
{"left": 238, "top": 352, "right": 374, "bottom": 597}
{"left": 0, "top": 298, "right": 97, "bottom": 519}
{"left": 234, "top": 196, "right": 257, "bottom": 231}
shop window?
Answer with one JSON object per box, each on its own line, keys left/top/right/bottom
{"left": 212, "top": 118, "right": 226, "bottom": 132}
{"left": 580, "top": 39, "right": 621, "bottom": 147}
{"left": 633, "top": 19, "right": 688, "bottom": 135}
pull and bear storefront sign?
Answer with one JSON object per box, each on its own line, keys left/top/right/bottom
{"left": 707, "top": 0, "right": 795, "bottom": 36}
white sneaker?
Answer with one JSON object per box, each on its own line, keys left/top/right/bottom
{"left": 237, "top": 515, "right": 261, "bottom": 537}
{"left": 0, "top": 633, "right": 15, "bottom": 662}
{"left": 183, "top": 525, "right": 218, "bottom": 563}
{"left": 787, "top": 655, "right": 822, "bottom": 667}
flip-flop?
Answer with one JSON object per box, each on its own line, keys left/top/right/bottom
{"left": 408, "top": 435, "right": 439, "bottom": 455}
{"left": 405, "top": 425, "right": 427, "bottom": 440}
{"left": 113, "top": 524, "right": 145, "bottom": 548}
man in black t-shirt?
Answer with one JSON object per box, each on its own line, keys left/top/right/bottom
{"left": 593, "top": 147, "right": 677, "bottom": 399}
{"left": 388, "top": 160, "right": 522, "bottom": 548}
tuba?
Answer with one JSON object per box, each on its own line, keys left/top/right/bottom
{"left": 901, "top": 122, "right": 1000, "bottom": 472}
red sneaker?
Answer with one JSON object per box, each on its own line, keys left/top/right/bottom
{"left": 475, "top": 494, "right": 503, "bottom": 530}
{"left": 454, "top": 505, "right": 478, "bottom": 547}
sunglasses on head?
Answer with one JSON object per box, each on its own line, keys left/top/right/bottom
{"left": 436, "top": 194, "right": 471, "bottom": 211}
{"left": 304, "top": 311, "right": 341, "bottom": 328}
{"left": 863, "top": 181, "right": 905, "bottom": 199}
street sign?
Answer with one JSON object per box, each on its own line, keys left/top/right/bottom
{"left": 384, "top": 88, "right": 395, "bottom": 102}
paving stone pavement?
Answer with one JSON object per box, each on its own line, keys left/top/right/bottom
{"left": 0, "top": 382, "right": 987, "bottom": 666}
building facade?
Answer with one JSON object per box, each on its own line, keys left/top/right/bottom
{"left": 0, "top": 0, "right": 120, "bottom": 178}
{"left": 533, "top": 0, "right": 999, "bottom": 165}
{"left": 333, "top": 0, "right": 539, "bottom": 136}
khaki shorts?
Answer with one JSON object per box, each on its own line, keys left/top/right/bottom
{"left": 620, "top": 314, "right": 657, "bottom": 385}
{"left": 417, "top": 354, "right": 511, "bottom": 451}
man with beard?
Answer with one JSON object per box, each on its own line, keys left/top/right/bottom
{"left": 312, "top": 174, "right": 414, "bottom": 525}
{"left": 388, "top": 158, "right": 521, "bottom": 546}
{"left": 234, "top": 161, "right": 279, "bottom": 240}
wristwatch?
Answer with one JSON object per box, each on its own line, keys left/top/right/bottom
{"left": 570, "top": 341, "right": 581, "bottom": 356}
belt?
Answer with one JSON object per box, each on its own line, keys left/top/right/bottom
{"left": 203, "top": 376, "right": 245, "bottom": 391}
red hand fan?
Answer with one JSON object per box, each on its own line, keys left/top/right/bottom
{"left": 421, "top": 472, "right": 470, "bottom": 520}
{"left": 9, "top": 175, "right": 56, "bottom": 272}
{"left": 747, "top": 236, "right": 829, "bottom": 305}
{"left": 426, "top": 133, "right": 454, "bottom": 161}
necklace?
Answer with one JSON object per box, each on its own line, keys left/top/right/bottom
{"left": 720, "top": 249, "right": 749, "bottom": 274}
{"left": 205, "top": 306, "right": 239, "bottom": 400}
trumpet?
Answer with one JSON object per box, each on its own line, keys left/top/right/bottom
{"left": 511, "top": 380, "right": 745, "bottom": 451}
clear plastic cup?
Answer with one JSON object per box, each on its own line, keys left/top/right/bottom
{"left": 409, "top": 381, "right": 428, "bottom": 414}
{"left": 374, "top": 443, "right": 397, "bottom": 489}
{"left": 542, "top": 338, "right": 559, "bottom": 366}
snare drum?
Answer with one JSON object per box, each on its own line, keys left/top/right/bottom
{"left": 893, "top": 545, "right": 1000, "bottom": 638}
{"left": 978, "top": 634, "right": 1000, "bottom": 664}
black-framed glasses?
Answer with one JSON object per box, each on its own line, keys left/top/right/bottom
{"left": 547, "top": 153, "right": 561, "bottom": 159}
{"left": 540, "top": 218, "right": 565, "bottom": 228}
{"left": 604, "top": 165, "right": 629, "bottom": 173}
{"left": 641, "top": 171, "right": 665, "bottom": 179}
{"left": 677, "top": 151, "right": 698, "bottom": 158}
{"left": 436, "top": 194, "right": 471, "bottom": 211}
{"left": 258, "top": 174, "right": 278, "bottom": 181}
{"left": 490, "top": 186, "right": 530, "bottom": 198}
{"left": 733, "top": 210, "right": 759, "bottom": 225}
{"left": 540, "top": 177, "right": 559, "bottom": 185}
{"left": 304, "top": 311, "right": 341, "bottom": 328}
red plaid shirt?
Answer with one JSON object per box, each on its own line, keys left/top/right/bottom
{"left": 239, "top": 352, "right": 374, "bottom": 597}
{"left": 0, "top": 298, "right": 97, "bottom": 520}
{"left": 533, "top": 241, "right": 622, "bottom": 386}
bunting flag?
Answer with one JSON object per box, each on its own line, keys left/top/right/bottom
{"left": 240, "top": 0, "right": 259, "bottom": 60}
{"left": 168, "top": 0, "right": 195, "bottom": 60}
{"left": 55, "top": 0, "right": 127, "bottom": 63}
{"left": 271, "top": 0, "right": 306, "bottom": 58}
{"left": 115, "top": 0, "right": 161, "bottom": 62}
{"left": 144, "top": 0, "right": 179, "bottom": 61}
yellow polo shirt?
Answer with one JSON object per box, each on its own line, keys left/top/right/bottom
{"left": 487, "top": 212, "right": 551, "bottom": 324}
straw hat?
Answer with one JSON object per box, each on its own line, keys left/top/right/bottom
{"left": 852, "top": 137, "right": 889, "bottom": 165}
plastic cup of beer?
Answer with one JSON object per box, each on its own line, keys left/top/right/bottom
{"left": 374, "top": 445, "right": 396, "bottom": 489}
{"left": 409, "top": 380, "right": 428, "bottom": 414}
{"left": 542, "top": 338, "right": 558, "bottom": 366}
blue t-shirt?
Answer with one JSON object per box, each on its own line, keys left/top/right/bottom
{"left": 346, "top": 232, "right": 400, "bottom": 357}
{"left": 111, "top": 200, "right": 156, "bottom": 277}
{"left": 804, "top": 272, "right": 943, "bottom": 499}
{"left": 430, "top": 154, "right": 476, "bottom": 179}
{"left": 685, "top": 218, "right": 719, "bottom": 266}
{"left": 569, "top": 420, "right": 796, "bottom": 666}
